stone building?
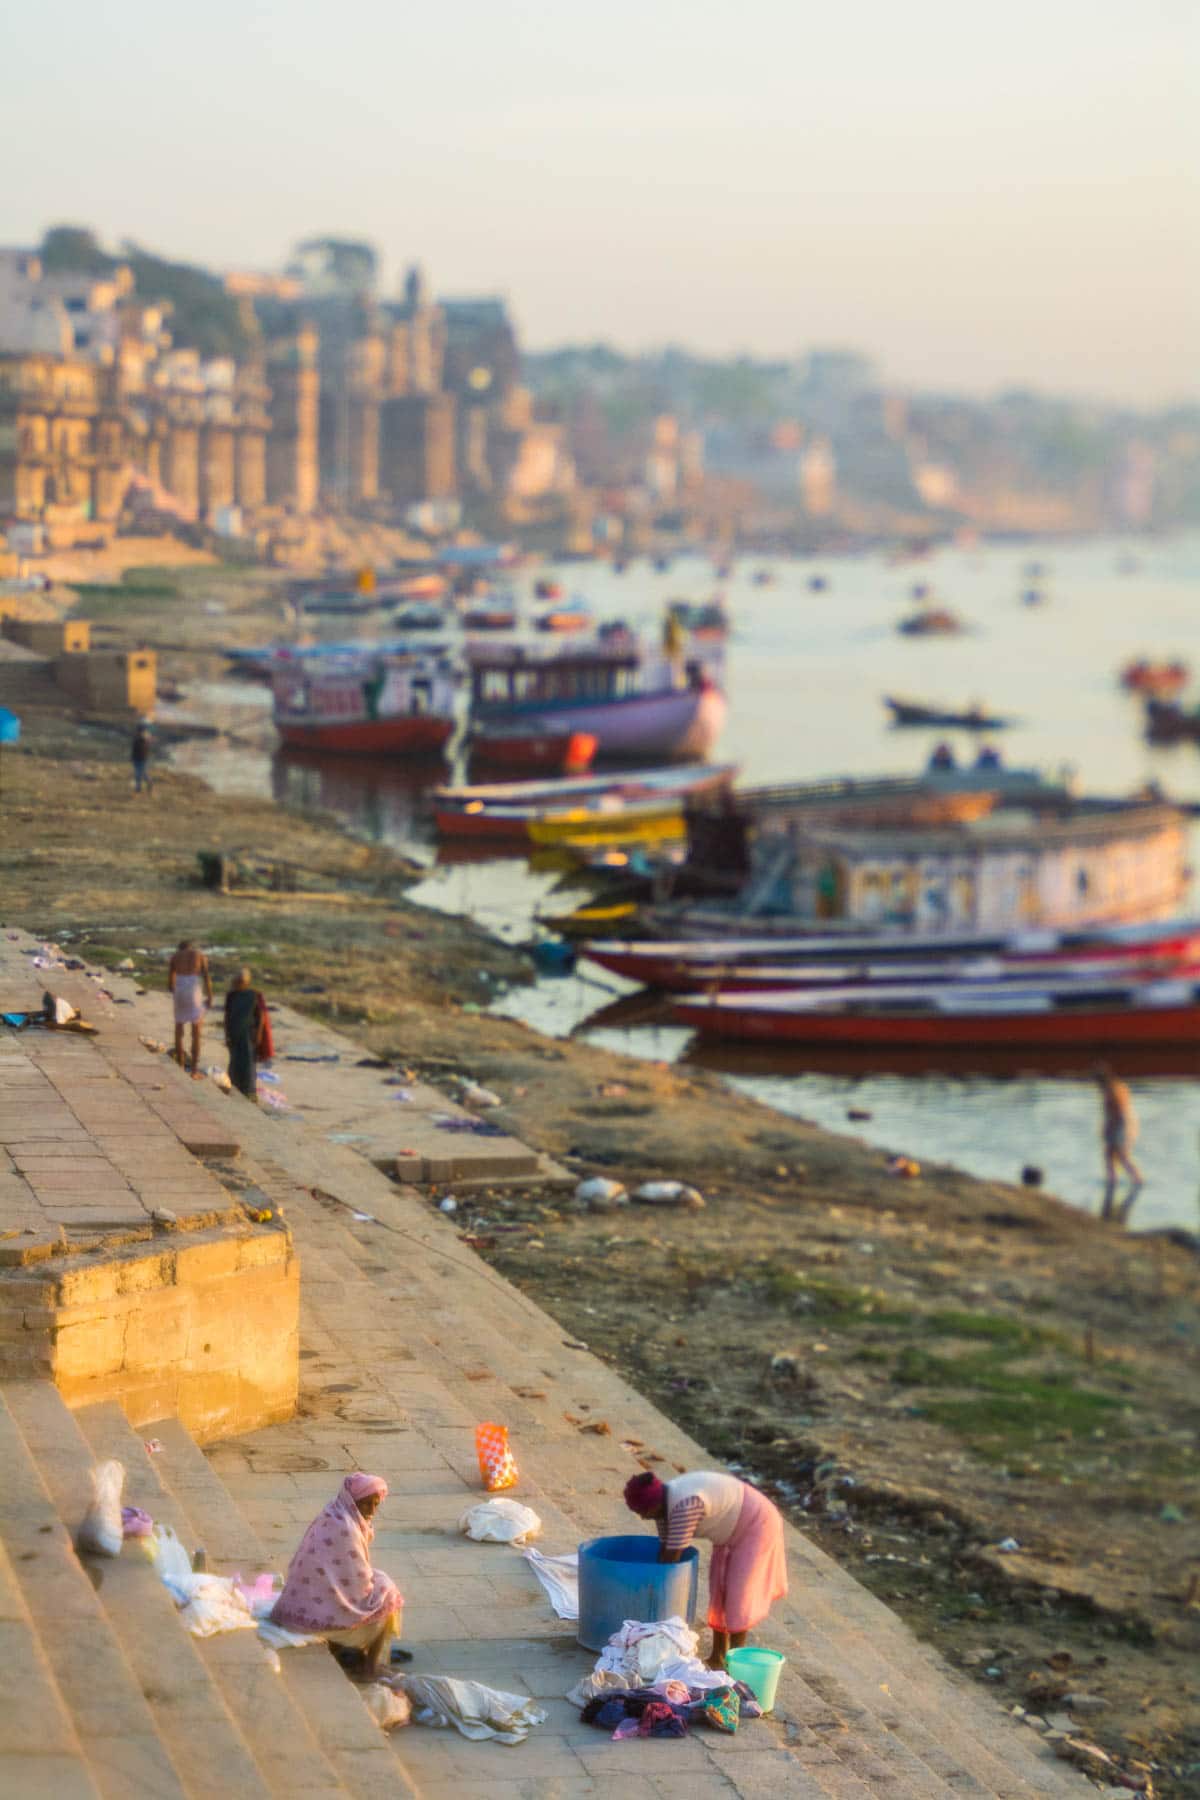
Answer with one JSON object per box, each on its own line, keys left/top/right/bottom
{"left": 265, "top": 325, "right": 319, "bottom": 514}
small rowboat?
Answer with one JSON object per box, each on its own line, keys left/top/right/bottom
{"left": 527, "top": 799, "right": 691, "bottom": 851}
{"left": 884, "top": 696, "right": 1012, "bottom": 730}
{"left": 672, "top": 973, "right": 1200, "bottom": 1048}
{"left": 583, "top": 919, "right": 1200, "bottom": 991}
{"left": 432, "top": 762, "right": 737, "bottom": 842}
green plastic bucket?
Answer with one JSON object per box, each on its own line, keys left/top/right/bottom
{"left": 725, "top": 1645, "right": 785, "bottom": 1711}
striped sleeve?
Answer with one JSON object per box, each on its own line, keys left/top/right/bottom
{"left": 664, "top": 1494, "right": 706, "bottom": 1553}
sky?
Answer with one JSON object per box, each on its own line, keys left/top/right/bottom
{"left": 3, "top": 0, "right": 1196, "bottom": 404}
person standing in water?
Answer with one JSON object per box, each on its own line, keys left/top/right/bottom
{"left": 167, "top": 941, "right": 212, "bottom": 1077}
{"left": 1094, "top": 1063, "right": 1143, "bottom": 1219}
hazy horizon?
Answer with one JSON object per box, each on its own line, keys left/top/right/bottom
{"left": 4, "top": 0, "right": 1195, "bottom": 406}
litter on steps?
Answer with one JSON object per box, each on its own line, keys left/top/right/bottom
{"left": 459, "top": 1497, "right": 542, "bottom": 1544}
{"left": 390, "top": 1673, "right": 547, "bottom": 1744}
{"left": 145, "top": 1523, "right": 261, "bottom": 1637}
{"left": 78, "top": 1460, "right": 126, "bottom": 1557}
{"left": 567, "top": 1616, "right": 729, "bottom": 1707}
{"left": 523, "top": 1547, "right": 579, "bottom": 1618}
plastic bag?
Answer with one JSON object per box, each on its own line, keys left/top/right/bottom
{"left": 475, "top": 1422, "right": 518, "bottom": 1492}
{"left": 78, "top": 1460, "right": 125, "bottom": 1557}
{"left": 459, "top": 1498, "right": 541, "bottom": 1544}
{"left": 574, "top": 1177, "right": 627, "bottom": 1209}
{"left": 361, "top": 1683, "right": 412, "bottom": 1732}
{"left": 121, "top": 1505, "right": 153, "bottom": 1538}
{"left": 632, "top": 1181, "right": 705, "bottom": 1210}
{"left": 144, "top": 1524, "right": 256, "bottom": 1636}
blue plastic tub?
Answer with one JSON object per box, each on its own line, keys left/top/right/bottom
{"left": 576, "top": 1534, "right": 699, "bottom": 1653}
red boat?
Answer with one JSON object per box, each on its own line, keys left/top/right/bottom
{"left": 271, "top": 651, "right": 456, "bottom": 756}
{"left": 672, "top": 972, "right": 1200, "bottom": 1048}
{"left": 583, "top": 920, "right": 1200, "bottom": 991}
{"left": 535, "top": 579, "right": 565, "bottom": 600}
{"left": 1120, "top": 658, "right": 1189, "bottom": 700}
{"left": 467, "top": 726, "right": 597, "bottom": 780}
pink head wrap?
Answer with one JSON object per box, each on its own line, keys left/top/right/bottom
{"left": 344, "top": 1473, "right": 388, "bottom": 1504}
{"left": 624, "top": 1471, "right": 666, "bottom": 1517}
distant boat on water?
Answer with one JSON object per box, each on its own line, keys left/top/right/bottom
{"left": 884, "top": 696, "right": 1013, "bottom": 730}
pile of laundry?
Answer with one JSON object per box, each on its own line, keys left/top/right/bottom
{"left": 568, "top": 1617, "right": 763, "bottom": 1739}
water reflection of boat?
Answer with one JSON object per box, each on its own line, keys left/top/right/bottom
{"left": 570, "top": 989, "right": 675, "bottom": 1036}
{"left": 681, "top": 1036, "right": 1200, "bottom": 1081}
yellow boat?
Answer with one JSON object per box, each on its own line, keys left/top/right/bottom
{"left": 526, "top": 800, "right": 687, "bottom": 850}
{"left": 536, "top": 899, "right": 641, "bottom": 938}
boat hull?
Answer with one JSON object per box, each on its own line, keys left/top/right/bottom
{"left": 481, "top": 685, "right": 726, "bottom": 762}
{"left": 277, "top": 716, "right": 454, "bottom": 756}
{"left": 673, "top": 995, "right": 1200, "bottom": 1048}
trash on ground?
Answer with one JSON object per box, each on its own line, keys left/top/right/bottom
{"left": 574, "top": 1177, "right": 628, "bottom": 1210}
{"left": 151, "top": 1208, "right": 178, "bottom": 1227}
{"left": 78, "top": 1460, "right": 125, "bottom": 1556}
{"left": 352, "top": 1211, "right": 376, "bottom": 1223}
{"left": 121, "top": 1505, "right": 153, "bottom": 1538}
{"left": 390, "top": 1673, "right": 546, "bottom": 1744}
{"left": 887, "top": 1155, "right": 921, "bottom": 1178}
{"left": 433, "top": 1115, "right": 505, "bottom": 1136}
{"left": 456, "top": 1079, "right": 502, "bottom": 1108}
{"left": 144, "top": 1522, "right": 258, "bottom": 1637}
{"left": 460, "top": 1497, "right": 542, "bottom": 1544}
{"left": 632, "top": 1181, "right": 705, "bottom": 1210}
{"left": 474, "top": 1422, "right": 519, "bottom": 1492}
{"left": 143, "top": 1438, "right": 165, "bottom": 1455}
{"left": 361, "top": 1682, "right": 412, "bottom": 1732}
{"left": 523, "top": 1547, "right": 579, "bottom": 1618}
{"left": 995, "top": 1536, "right": 1021, "bottom": 1553}
{"left": 438, "top": 1197, "right": 458, "bottom": 1214}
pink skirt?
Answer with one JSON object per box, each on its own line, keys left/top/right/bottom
{"left": 707, "top": 1482, "right": 788, "bottom": 1633}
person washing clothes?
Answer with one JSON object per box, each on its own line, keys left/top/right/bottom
{"left": 269, "top": 1473, "right": 404, "bottom": 1680}
{"left": 623, "top": 1469, "right": 787, "bottom": 1668}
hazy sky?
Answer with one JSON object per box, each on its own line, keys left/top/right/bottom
{"left": 4, "top": 0, "right": 1195, "bottom": 402}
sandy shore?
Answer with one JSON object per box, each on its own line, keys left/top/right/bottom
{"left": 1, "top": 575, "right": 1198, "bottom": 1791}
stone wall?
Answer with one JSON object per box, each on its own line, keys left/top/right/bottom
{"left": 0, "top": 1222, "right": 299, "bottom": 1443}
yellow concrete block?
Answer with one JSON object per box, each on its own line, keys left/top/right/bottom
{"left": 176, "top": 1235, "right": 244, "bottom": 1284}
{"left": 51, "top": 1310, "right": 127, "bottom": 1381}
{"left": 123, "top": 1294, "right": 189, "bottom": 1373}
{"left": 236, "top": 1229, "right": 292, "bottom": 1271}
{"left": 115, "top": 1251, "right": 177, "bottom": 1297}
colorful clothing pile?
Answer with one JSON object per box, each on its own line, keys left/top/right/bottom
{"left": 580, "top": 1679, "right": 763, "bottom": 1740}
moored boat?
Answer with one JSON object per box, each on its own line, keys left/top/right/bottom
{"left": 466, "top": 724, "right": 597, "bottom": 780}
{"left": 667, "top": 598, "right": 730, "bottom": 643}
{"left": 271, "top": 650, "right": 456, "bottom": 756}
{"left": 898, "top": 607, "right": 963, "bottom": 636}
{"left": 432, "top": 762, "right": 736, "bottom": 842}
{"left": 884, "top": 696, "right": 1012, "bottom": 730}
{"left": 582, "top": 918, "right": 1200, "bottom": 991}
{"left": 672, "top": 972, "right": 1200, "bottom": 1048}
{"left": 1120, "top": 659, "right": 1188, "bottom": 699}
{"left": 466, "top": 630, "right": 727, "bottom": 762}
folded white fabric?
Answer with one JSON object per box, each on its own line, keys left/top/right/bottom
{"left": 394, "top": 1674, "right": 547, "bottom": 1744}
{"left": 523, "top": 1547, "right": 579, "bottom": 1619}
{"left": 459, "top": 1497, "right": 542, "bottom": 1544}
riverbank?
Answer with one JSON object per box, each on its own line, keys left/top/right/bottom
{"left": 1, "top": 655, "right": 1198, "bottom": 1791}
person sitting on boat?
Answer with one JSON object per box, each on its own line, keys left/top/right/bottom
{"left": 663, "top": 608, "right": 687, "bottom": 660}
{"left": 1094, "top": 1063, "right": 1143, "bottom": 1221}
{"left": 623, "top": 1469, "right": 788, "bottom": 1668}
{"left": 928, "top": 741, "right": 956, "bottom": 771}
{"left": 269, "top": 1473, "right": 403, "bottom": 1679}
{"left": 974, "top": 743, "right": 1002, "bottom": 769}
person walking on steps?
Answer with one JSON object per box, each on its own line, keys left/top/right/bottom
{"left": 130, "top": 719, "right": 152, "bottom": 793}
{"left": 223, "top": 966, "right": 269, "bottom": 1100}
{"left": 1095, "top": 1062, "right": 1144, "bottom": 1220}
{"left": 168, "top": 940, "right": 213, "bottom": 1077}
{"left": 624, "top": 1468, "right": 788, "bottom": 1668}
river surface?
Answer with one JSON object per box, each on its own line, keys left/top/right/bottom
{"left": 169, "top": 537, "right": 1200, "bottom": 1232}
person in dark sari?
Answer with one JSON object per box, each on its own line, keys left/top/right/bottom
{"left": 224, "top": 967, "right": 266, "bottom": 1099}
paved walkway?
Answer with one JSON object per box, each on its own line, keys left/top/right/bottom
{"left": 0, "top": 929, "right": 1094, "bottom": 1796}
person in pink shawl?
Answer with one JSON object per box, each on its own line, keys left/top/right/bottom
{"left": 270, "top": 1472, "right": 402, "bottom": 1678}
{"left": 624, "top": 1468, "right": 788, "bottom": 1668}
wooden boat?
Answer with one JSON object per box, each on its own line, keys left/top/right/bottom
{"left": 466, "top": 632, "right": 727, "bottom": 762}
{"left": 534, "top": 599, "right": 593, "bottom": 633}
{"left": 582, "top": 919, "right": 1200, "bottom": 991}
{"left": 650, "top": 948, "right": 1199, "bottom": 994}
{"left": 271, "top": 650, "right": 456, "bottom": 756}
{"left": 884, "top": 696, "right": 1012, "bottom": 730}
{"left": 667, "top": 599, "right": 729, "bottom": 643}
{"left": 462, "top": 602, "right": 517, "bottom": 630}
{"left": 672, "top": 972, "right": 1200, "bottom": 1048}
{"left": 1121, "top": 659, "right": 1189, "bottom": 699}
{"left": 534, "top": 579, "right": 565, "bottom": 600}
{"left": 527, "top": 800, "right": 692, "bottom": 851}
{"left": 466, "top": 725, "right": 596, "bottom": 780}
{"left": 898, "top": 608, "right": 963, "bottom": 637}
{"left": 391, "top": 601, "right": 449, "bottom": 631}
{"left": 1145, "top": 700, "right": 1200, "bottom": 745}
{"left": 432, "top": 762, "right": 736, "bottom": 842}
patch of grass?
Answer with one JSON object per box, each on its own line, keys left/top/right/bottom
{"left": 762, "top": 1268, "right": 912, "bottom": 1324}
{"left": 893, "top": 1340, "right": 1127, "bottom": 1458}
{"left": 920, "top": 1309, "right": 1049, "bottom": 1347}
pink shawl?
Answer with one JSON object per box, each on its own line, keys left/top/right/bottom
{"left": 270, "top": 1474, "right": 402, "bottom": 1633}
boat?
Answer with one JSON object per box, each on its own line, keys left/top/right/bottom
{"left": 534, "top": 598, "right": 593, "bottom": 633}
{"left": 884, "top": 697, "right": 1013, "bottom": 730}
{"left": 391, "top": 601, "right": 450, "bottom": 631}
{"left": 581, "top": 918, "right": 1200, "bottom": 992}
{"left": 299, "top": 590, "right": 382, "bottom": 617}
{"left": 1144, "top": 699, "right": 1200, "bottom": 745}
{"left": 527, "top": 798, "right": 694, "bottom": 852}
{"left": 462, "top": 601, "right": 517, "bottom": 630}
{"left": 432, "top": 763, "right": 736, "bottom": 842}
{"left": 645, "top": 947, "right": 1199, "bottom": 995}
{"left": 1121, "top": 659, "right": 1189, "bottom": 700}
{"left": 751, "top": 569, "right": 775, "bottom": 587}
{"left": 465, "top": 724, "right": 597, "bottom": 780}
{"left": 667, "top": 599, "right": 729, "bottom": 643}
{"left": 466, "top": 630, "right": 727, "bottom": 762}
{"left": 271, "top": 649, "right": 457, "bottom": 755}
{"left": 898, "top": 608, "right": 963, "bottom": 636}
{"left": 671, "top": 972, "right": 1200, "bottom": 1049}
{"left": 534, "top": 579, "right": 564, "bottom": 600}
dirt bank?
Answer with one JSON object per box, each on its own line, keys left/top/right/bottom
{"left": 1, "top": 644, "right": 1198, "bottom": 1793}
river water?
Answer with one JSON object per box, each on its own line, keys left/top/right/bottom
{"left": 169, "top": 537, "right": 1200, "bottom": 1231}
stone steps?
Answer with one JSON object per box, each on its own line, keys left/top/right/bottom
{"left": 72, "top": 1398, "right": 359, "bottom": 1800}
{"left": 141, "top": 1412, "right": 414, "bottom": 1798}
{"left": 253, "top": 1197, "right": 1090, "bottom": 1800}
{"left": 0, "top": 1535, "right": 98, "bottom": 1799}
